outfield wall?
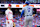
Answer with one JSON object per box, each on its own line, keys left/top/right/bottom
{"left": 0, "top": 4, "right": 40, "bottom": 8}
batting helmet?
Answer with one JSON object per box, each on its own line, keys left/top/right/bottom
{"left": 25, "top": 1, "right": 30, "bottom": 4}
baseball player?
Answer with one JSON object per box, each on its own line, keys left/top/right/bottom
{"left": 5, "top": 4, "right": 13, "bottom": 27}
{"left": 21, "top": 1, "right": 35, "bottom": 27}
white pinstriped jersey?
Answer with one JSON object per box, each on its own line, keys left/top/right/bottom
{"left": 5, "top": 9, "right": 13, "bottom": 20}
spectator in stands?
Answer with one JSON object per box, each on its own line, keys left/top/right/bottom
{"left": 1, "top": 0, "right": 4, "bottom": 4}
{"left": 0, "top": 20, "right": 1, "bottom": 27}
{"left": 11, "top": 0, "right": 14, "bottom": 4}
{"left": 0, "top": 0, "right": 1, "bottom": 3}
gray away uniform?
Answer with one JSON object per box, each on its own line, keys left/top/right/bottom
{"left": 22, "top": 5, "right": 34, "bottom": 27}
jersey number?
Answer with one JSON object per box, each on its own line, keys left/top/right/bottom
{"left": 28, "top": 10, "right": 30, "bottom": 12}
{"left": 28, "top": 8, "right": 30, "bottom": 12}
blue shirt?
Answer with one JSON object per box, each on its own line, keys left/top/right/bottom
{"left": 21, "top": 10, "right": 24, "bottom": 18}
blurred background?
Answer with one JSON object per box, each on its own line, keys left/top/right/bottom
{"left": 0, "top": 0, "right": 40, "bottom": 27}
{"left": 0, "top": 0, "right": 40, "bottom": 4}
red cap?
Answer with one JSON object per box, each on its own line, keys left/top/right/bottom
{"left": 8, "top": 4, "right": 11, "bottom": 7}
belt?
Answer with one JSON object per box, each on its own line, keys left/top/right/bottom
{"left": 9, "top": 19, "right": 12, "bottom": 20}
{"left": 7, "top": 19, "right": 12, "bottom": 20}
{"left": 26, "top": 15, "right": 32, "bottom": 16}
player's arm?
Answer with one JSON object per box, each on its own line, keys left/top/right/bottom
{"left": 21, "top": 10, "right": 24, "bottom": 18}
{"left": 11, "top": 11, "right": 14, "bottom": 22}
{"left": 21, "top": 8, "right": 24, "bottom": 18}
{"left": 11, "top": 11, "right": 16, "bottom": 27}
{"left": 32, "top": 14, "right": 35, "bottom": 17}
{"left": 6, "top": 14, "right": 8, "bottom": 20}
{"left": 5, "top": 11, "right": 8, "bottom": 20}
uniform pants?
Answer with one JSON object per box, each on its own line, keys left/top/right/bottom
{"left": 6, "top": 20, "right": 13, "bottom": 27}
{"left": 24, "top": 16, "right": 33, "bottom": 27}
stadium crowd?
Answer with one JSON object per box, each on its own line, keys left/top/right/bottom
{"left": 0, "top": 14, "right": 40, "bottom": 27}
{"left": 0, "top": 0, "right": 25, "bottom": 4}
{"left": 0, "top": 0, "right": 40, "bottom": 4}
